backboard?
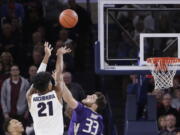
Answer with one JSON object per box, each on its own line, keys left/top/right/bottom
{"left": 96, "top": 0, "right": 180, "bottom": 74}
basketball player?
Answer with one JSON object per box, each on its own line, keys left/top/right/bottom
{"left": 67, "top": 92, "right": 107, "bottom": 135}
{"left": 26, "top": 42, "right": 71, "bottom": 135}
{"left": 54, "top": 49, "right": 107, "bottom": 135}
{"left": 4, "top": 118, "right": 24, "bottom": 135}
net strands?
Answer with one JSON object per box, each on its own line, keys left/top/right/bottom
{"left": 147, "top": 57, "right": 180, "bottom": 90}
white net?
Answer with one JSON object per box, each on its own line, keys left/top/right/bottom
{"left": 149, "top": 63, "right": 178, "bottom": 90}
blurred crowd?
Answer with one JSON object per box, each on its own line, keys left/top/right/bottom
{"left": 0, "top": 0, "right": 93, "bottom": 134}
{"left": 127, "top": 74, "right": 180, "bottom": 135}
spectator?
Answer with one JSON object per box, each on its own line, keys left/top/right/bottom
{"left": 31, "top": 46, "right": 44, "bottom": 67}
{"left": 159, "top": 114, "right": 178, "bottom": 135}
{"left": 158, "top": 115, "right": 166, "bottom": 130}
{"left": 27, "top": 65, "right": 37, "bottom": 83}
{"left": 152, "top": 90, "right": 164, "bottom": 105}
{"left": 0, "top": 52, "right": 14, "bottom": 73}
{"left": 37, "top": 25, "right": 46, "bottom": 41}
{"left": 32, "top": 31, "right": 43, "bottom": 46}
{"left": 157, "top": 93, "right": 179, "bottom": 126}
{"left": 1, "top": 65, "right": 29, "bottom": 126}
{"left": 11, "top": 17, "right": 22, "bottom": 33}
{"left": 127, "top": 74, "right": 139, "bottom": 95}
{"left": 172, "top": 88, "right": 180, "bottom": 111}
{"left": 173, "top": 77, "right": 180, "bottom": 89}
{"left": 3, "top": 118, "right": 24, "bottom": 135}
{"left": 63, "top": 71, "right": 85, "bottom": 101}
{"left": 177, "top": 131, "right": 180, "bottom": 135}
{"left": 0, "top": 23, "right": 17, "bottom": 53}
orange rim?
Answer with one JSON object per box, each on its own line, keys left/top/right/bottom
{"left": 146, "top": 57, "right": 180, "bottom": 71}
{"left": 147, "top": 57, "right": 180, "bottom": 64}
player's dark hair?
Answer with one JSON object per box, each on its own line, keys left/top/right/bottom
{"left": 95, "top": 92, "right": 107, "bottom": 113}
{"left": 3, "top": 118, "right": 12, "bottom": 132}
{"left": 32, "top": 72, "right": 52, "bottom": 92}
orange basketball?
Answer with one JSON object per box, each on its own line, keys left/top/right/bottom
{"left": 59, "top": 9, "right": 78, "bottom": 28}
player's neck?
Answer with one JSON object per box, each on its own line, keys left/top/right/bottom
{"left": 89, "top": 106, "right": 97, "bottom": 113}
{"left": 38, "top": 89, "right": 50, "bottom": 95}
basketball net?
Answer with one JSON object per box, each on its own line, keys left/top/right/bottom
{"left": 147, "top": 57, "right": 180, "bottom": 90}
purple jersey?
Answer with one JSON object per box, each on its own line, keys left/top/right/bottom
{"left": 68, "top": 102, "right": 104, "bottom": 135}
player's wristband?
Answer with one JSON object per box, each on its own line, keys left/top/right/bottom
{"left": 37, "top": 63, "right": 47, "bottom": 73}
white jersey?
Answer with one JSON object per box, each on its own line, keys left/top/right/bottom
{"left": 30, "top": 90, "right": 64, "bottom": 135}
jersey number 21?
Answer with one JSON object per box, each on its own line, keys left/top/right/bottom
{"left": 37, "top": 101, "right": 53, "bottom": 117}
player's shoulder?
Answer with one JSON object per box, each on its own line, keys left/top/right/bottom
{"left": 98, "top": 114, "right": 103, "bottom": 121}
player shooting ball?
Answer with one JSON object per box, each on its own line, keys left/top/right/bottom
{"left": 26, "top": 42, "right": 71, "bottom": 135}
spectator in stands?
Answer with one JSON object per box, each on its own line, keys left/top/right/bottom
{"left": 63, "top": 71, "right": 85, "bottom": 101}
{"left": 152, "top": 90, "right": 164, "bottom": 105}
{"left": 127, "top": 74, "right": 139, "bottom": 95}
{"left": 37, "top": 26, "right": 46, "bottom": 42}
{"left": 158, "top": 115, "right": 167, "bottom": 130}
{"left": 31, "top": 46, "right": 44, "bottom": 67}
{"left": 172, "top": 88, "right": 180, "bottom": 111}
{"left": 157, "top": 93, "right": 179, "bottom": 127}
{"left": 157, "top": 93, "right": 178, "bottom": 117}
{"left": 0, "top": 23, "right": 19, "bottom": 54}
{"left": 159, "top": 114, "right": 178, "bottom": 135}
{"left": 173, "top": 77, "right": 180, "bottom": 89}
{"left": 0, "top": 52, "right": 14, "bottom": 73}
{"left": 32, "top": 31, "right": 43, "bottom": 46}
{"left": 28, "top": 65, "right": 37, "bottom": 84}
{"left": 3, "top": 118, "right": 24, "bottom": 135}
{"left": 1, "top": 65, "right": 29, "bottom": 126}
{"left": 11, "top": 17, "right": 22, "bottom": 33}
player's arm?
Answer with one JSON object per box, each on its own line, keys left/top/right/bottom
{"left": 55, "top": 47, "right": 78, "bottom": 109}
{"left": 54, "top": 47, "right": 71, "bottom": 98}
{"left": 61, "top": 82, "right": 78, "bottom": 109}
{"left": 26, "top": 42, "right": 53, "bottom": 106}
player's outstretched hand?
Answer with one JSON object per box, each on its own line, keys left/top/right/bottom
{"left": 56, "top": 46, "right": 71, "bottom": 55}
{"left": 44, "top": 41, "right": 53, "bottom": 57}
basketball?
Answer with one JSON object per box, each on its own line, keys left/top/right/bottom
{"left": 59, "top": 9, "right": 78, "bottom": 28}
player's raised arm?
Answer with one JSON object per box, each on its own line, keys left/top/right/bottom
{"left": 26, "top": 42, "right": 53, "bottom": 106}
{"left": 55, "top": 47, "right": 71, "bottom": 82}
{"left": 55, "top": 47, "right": 78, "bottom": 109}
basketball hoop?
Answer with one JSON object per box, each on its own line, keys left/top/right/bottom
{"left": 147, "top": 57, "right": 180, "bottom": 90}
